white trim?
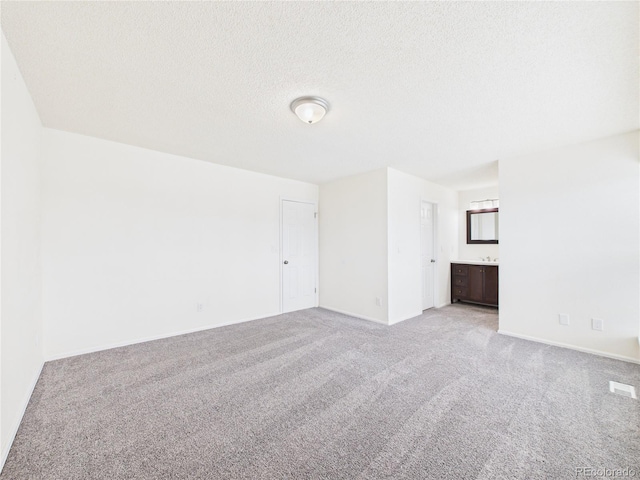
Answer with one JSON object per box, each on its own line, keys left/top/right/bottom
{"left": 280, "top": 197, "right": 319, "bottom": 314}
{"left": 498, "top": 329, "right": 640, "bottom": 365}
{"left": 319, "top": 306, "right": 388, "bottom": 325}
{"left": 1, "top": 361, "right": 44, "bottom": 472}
{"left": 388, "top": 310, "right": 422, "bottom": 326}
{"left": 45, "top": 312, "right": 281, "bottom": 362}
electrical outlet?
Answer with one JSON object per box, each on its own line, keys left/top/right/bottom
{"left": 375, "top": 297, "right": 382, "bottom": 307}
{"left": 592, "top": 318, "right": 604, "bottom": 331}
{"left": 196, "top": 303, "right": 204, "bottom": 313}
{"left": 559, "top": 314, "right": 570, "bottom": 326}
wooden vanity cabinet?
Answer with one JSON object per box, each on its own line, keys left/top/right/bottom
{"left": 451, "top": 263, "right": 498, "bottom": 307}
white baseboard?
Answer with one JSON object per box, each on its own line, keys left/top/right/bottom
{"left": 45, "top": 312, "right": 282, "bottom": 361}
{"left": 318, "top": 302, "right": 452, "bottom": 326}
{"left": 498, "top": 329, "right": 640, "bottom": 365}
{"left": 1, "top": 360, "right": 44, "bottom": 473}
{"left": 388, "top": 311, "right": 423, "bottom": 326}
{"left": 318, "top": 306, "right": 388, "bottom": 325}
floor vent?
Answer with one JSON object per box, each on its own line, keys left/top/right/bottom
{"left": 609, "top": 381, "right": 637, "bottom": 399}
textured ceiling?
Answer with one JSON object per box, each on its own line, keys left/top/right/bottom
{"left": 2, "top": 1, "right": 638, "bottom": 189}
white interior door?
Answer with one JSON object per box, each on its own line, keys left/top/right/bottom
{"left": 282, "top": 200, "right": 317, "bottom": 313}
{"left": 421, "top": 201, "right": 435, "bottom": 310}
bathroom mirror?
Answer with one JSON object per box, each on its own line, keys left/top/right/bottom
{"left": 467, "top": 208, "right": 499, "bottom": 244}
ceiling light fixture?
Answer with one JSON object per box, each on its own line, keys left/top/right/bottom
{"left": 290, "top": 96, "right": 329, "bottom": 124}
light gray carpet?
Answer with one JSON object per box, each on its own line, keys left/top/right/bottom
{"left": 2, "top": 305, "right": 639, "bottom": 479}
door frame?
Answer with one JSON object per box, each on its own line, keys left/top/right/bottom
{"left": 420, "top": 198, "right": 439, "bottom": 310}
{"left": 279, "top": 197, "right": 319, "bottom": 313}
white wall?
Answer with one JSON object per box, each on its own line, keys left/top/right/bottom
{"left": 41, "top": 129, "right": 318, "bottom": 359}
{"left": 387, "top": 168, "right": 458, "bottom": 323}
{"left": 458, "top": 186, "right": 500, "bottom": 261}
{"left": 499, "top": 131, "right": 640, "bottom": 362}
{"left": 319, "top": 168, "right": 389, "bottom": 324}
{"left": 319, "top": 167, "right": 458, "bottom": 326}
{"left": 0, "top": 33, "right": 44, "bottom": 467}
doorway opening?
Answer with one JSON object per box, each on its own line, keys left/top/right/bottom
{"left": 421, "top": 201, "right": 436, "bottom": 310}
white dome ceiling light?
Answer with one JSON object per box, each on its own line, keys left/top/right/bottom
{"left": 290, "top": 96, "right": 329, "bottom": 124}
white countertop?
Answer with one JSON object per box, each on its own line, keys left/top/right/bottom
{"left": 451, "top": 260, "right": 499, "bottom": 266}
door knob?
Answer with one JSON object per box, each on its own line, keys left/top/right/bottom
{"left": 430, "top": 259, "right": 436, "bottom": 263}
{"left": 283, "top": 260, "right": 289, "bottom": 264}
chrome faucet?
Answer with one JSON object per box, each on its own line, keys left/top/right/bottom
{"left": 486, "top": 256, "right": 491, "bottom": 262}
